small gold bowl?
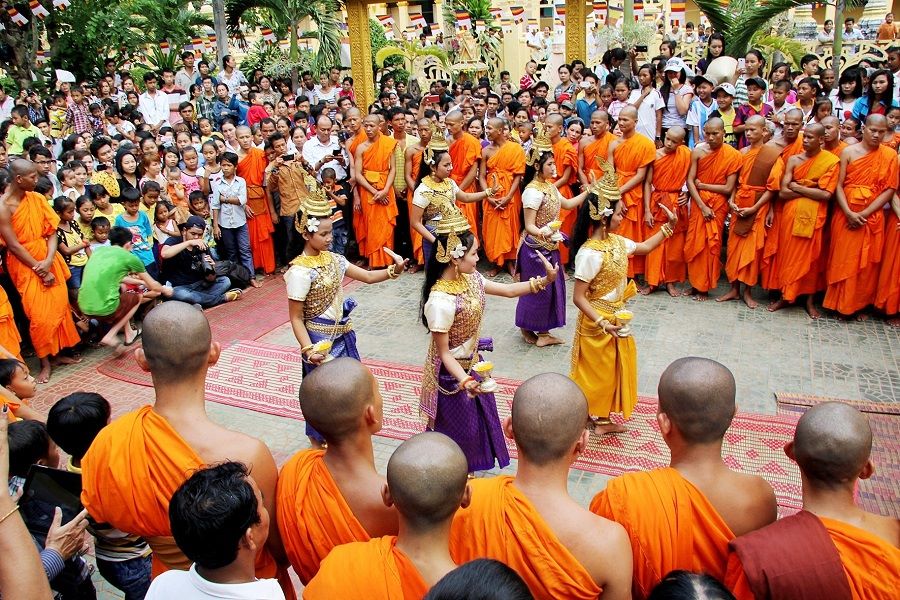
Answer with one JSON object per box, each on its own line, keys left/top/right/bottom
{"left": 471, "top": 361, "right": 494, "bottom": 374}
{"left": 312, "top": 340, "right": 333, "bottom": 354}
{"left": 614, "top": 310, "right": 633, "bottom": 325}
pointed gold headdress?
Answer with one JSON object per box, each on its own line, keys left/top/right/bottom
{"left": 295, "top": 173, "right": 333, "bottom": 234}
{"left": 526, "top": 121, "right": 554, "bottom": 166}
{"left": 423, "top": 123, "right": 450, "bottom": 165}
{"left": 434, "top": 209, "right": 471, "bottom": 263}
{"left": 587, "top": 158, "right": 620, "bottom": 220}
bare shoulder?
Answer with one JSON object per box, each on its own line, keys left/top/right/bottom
{"left": 692, "top": 143, "right": 710, "bottom": 159}
{"left": 203, "top": 423, "right": 274, "bottom": 467}
{"left": 861, "top": 512, "right": 900, "bottom": 548}
{"left": 577, "top": 511, "right": 632, "bottom": 582}
{"left": 727, "top": 471, "right": 777, "bottom": 531}
{"left": 655, "top": 147, "right": 667, "bottom": 160}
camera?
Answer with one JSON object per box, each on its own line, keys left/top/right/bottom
{"left": 191, "top": 251, "right": 216, "bottom": 277}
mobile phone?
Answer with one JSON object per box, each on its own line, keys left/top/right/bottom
{"left": 738, "top": 58, "right": 746, "bottom": 70}
{"left": 282, "top": 153, "right": 295, "bottom": 161}
{"left": 636, "top": 45, "right": 648, "bottom": 53}
{"left": 20, "top": 465, "right": 83, "bottom": 539}
{"left": 332, "top": 149, "right": 342, "bottom": 156}
{"left": 95, "top": 163, "right": 109, "bottom": 171}
{"left": 425, "top": 94, "right": 440, "bottom": 104}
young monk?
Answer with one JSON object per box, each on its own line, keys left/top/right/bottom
{"left": 275, "top": 359, "right": 399, "bottom": 585}
{"left": 875, "top": 188, "right": 900, "bottom": 326}
{"left": 236, "top": 125, "right": 276, "bottom": 282}
{"left": 579, "top": 110, "right": 616, "bottom": 184}
{"left": 824, "top": 114, "right": 899, "bottom": 319}
{"left": 821, "top": 116, "right": 849, "bottom": 157}
{"left": 642, "top": 126, "right": 691, "bottom": 296}
{"left": 404, "top": 118, "right": 431, "bottom": 270}
{"left": 446, "top": 110, "right": 482, "bottom": 242}
{"left": 451, "top": 373, "right": 633, "bottom": 600}
{"left": 724, "top": 402, "right": 900, "bottom": 599}
{"left": 591, "top": 357, "right": 777, "bottom": 599}
{"left": 546, "top": 114, "right": 579, "bottom": 264}
{"left": 344, "top": 107, "right": 367, "bottom": 261}
{"left": 304, "top": 432, "right": 470, "bottom": 598}
{"left": 719, "top": 115, "right": 784, "bottom": 308}
{"left": 769, "top": 124, "right": 840, "bottom": 319}
{"left": 608, "top": 106, "right": 656, "bottom": 277}
{"left": 80, "top": 302, "right": 294, "bottom": 598}
{"left": 354, "top": 114, "right": 399, "bottom": 269}
{"left": 684, "top": 118, "right": 743, "bottom": 300}
{"left": 480, "top": 117, "right": 525, "bottom": 277}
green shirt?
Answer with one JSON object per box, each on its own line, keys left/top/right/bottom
{"left": 77, "top": 246, "right": 145, "bottom": 316}
{"left": 5, "top": 124, "right": 41, "bottom": 155}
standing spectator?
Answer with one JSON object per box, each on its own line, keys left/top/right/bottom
{"left": 298, "top": 71, "right": 317, "bottom": 103}
{"left": 843, "top": 18, "right": 862, "bottom": 52}
{"left": 878, "top": 13, "right": 898, "bottom": 41}
{"left": 660, "top": 58, "right": 694, "bottom": 136}
{"left": 211, "top": 152, "right": 254, "bottom": 278}
{"left": 696, "top": 33, "right": 724, "bottom": 75}
{"left": 520, "top": 60, "right": 538, "bottom": 91}
{"left": 0, "top": 85, "right": 14, "bottom": 122}
{"left": 196, "top": 76, "right": 217, "bottom": 123}
{"left": 219, "top": 55, "right": 248, "bottom": 95}
{"left": 554, "top": 64, "right": 577, "bottom": 103}
{"left": 160, "top": 68, "right": 186, "bottom": 126}
{"left": 137, "top": 72, "right": 169, "bottom": 132}
{"left": 174, "top": 51, "right": 198, "bottom": 91}
{"left": 817, "top": 19, "right": 835, "bottom": 51}
{"left": 6, "top": 106, "right": 41, "bottom": 157}
{"left": 64, "top": 86, "right": 93, "bottom": 135}
{"left": 302, "top": 115, "right": 345, "bottom": 181}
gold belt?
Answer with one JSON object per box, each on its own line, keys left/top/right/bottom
{"left": 305, "top": 320, "right": 353, "bottom": 335}
{"left": 589, "top": 297, "right": 625, "bottom": 316}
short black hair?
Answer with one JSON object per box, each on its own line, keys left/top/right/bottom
{"left": 0, "top": 358, "right": 24, "bottom": 388}
{"left": 108, "top": 225, "right": 132, "bottom": 246}
{"left": 220, "top": 151, "right": 238, "bottom": 166}
{"left": 91, "top": 215, "right": 110, "bottom": 230}
{"left": 648, "top": 570, "right": 737, "bottom": 600}
{"left": 47, "top": 393, "right": 111, "bottom": 460}
{"left": 11, "top": 105, "right": 29, "bottom": 119}
{"left": 425, "top": 559, "right": 533, "bottom": 600}
{"left": 120, "top": 188, "right": 141, "bottom": 204}
{"left": 89, "top": 136, "right": 112, "bottom": 159}
{"left": 169, "top": 462, "right": 262, "bottom": 569}
{"left": 8, "top": 420, "right": 51, "bottom": 478}
{"left": 143, "top": 71, "right": 157, "bottom": 83}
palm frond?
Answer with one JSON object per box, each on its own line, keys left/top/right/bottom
{"left": 750, "top": 34, "right": 808, "bottom": 68}
{"left": 224, "top": 0, "right": 287, "bottom": 43}
{"left": 307, "top": 1, "right": 343, "bottom": 74}
{"left": 694, "top": 0, "right": 813, "bottom": 57}
{"left": 376, "top": 47, "right": 407, "bottom": 68}
{"left": 691, "top": 0, "right": 733, "bottom": 38}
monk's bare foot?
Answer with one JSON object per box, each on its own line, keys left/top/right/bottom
{"left": 887, "top": 316, "right": 900, "bottom": 328}
{"left": 692, "top": 291, "right": 709, "bottom": 302}
{"left": 716, "top": 287, "right": 740, "bottom": 303}
{"left": 36, "top": 358, "right": 51, "bottom": 385}
{"left": 855, "top": 312, "right": 870, "bottom": 322}
{"left": 521, "top": 329, "right": 538, "bottom": 345}
{"left": 535, "top": 334, "right": 563, "bottom": 347}
{"left": 50, "top": 355, "right": 82, "bottom": 366}
{"left": 683, "top": 286, "right": 697, "bottom": 297}
{"left": 485, "top": 266, "right": 501, "bottom": 278}
{"left": 506, "top": 262, "right": 516, "bottom": 276}
{"left": 639, "top": 284, "right": 655, "bottom": 296}
{"left": 666, "top": 283, "right": 680, "bottom": 297}
{"left": 805, "top": 297, "right": 822, "bottom": 320}
{"left": 742, "top": 288, "right": 758, "bottom": 309}
{"left": 408, "top": 263, "right": 421, "bottom": 274}
{"left": 249, "top": 278, "right": 263, "bottom": 288}
{"left": 768, "top": 299, "right": 790, "bottom": 312}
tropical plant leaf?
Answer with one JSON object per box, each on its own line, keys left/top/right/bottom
{"left": 693, "top": 0, "right": 812, "bottom": 57}
{"left": 376, "top": 47, "right": 407, "bottom": 68}
{"left": 750, "top": 34, "right": 808, "bottom": 68}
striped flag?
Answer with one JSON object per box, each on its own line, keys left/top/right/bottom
{"left": 52, "top": 0, "right": 69, "bottom": 9}
{"left": 160, "top": 40, "right": 171, "bottom": 55}
{"left": 633, "top": 0, "right": 644, "bottom": 20}
{"left": 430, "top": 23, "right": 442, "bottom": 37}
{"left": 279, "top": 39, "right": 290, "bottom": 51}
{"left": 261, "top": 27, "right": 276, "bottom": 43}
{"left": 207, "top": 30, "right": 217, "bottom": 45}
{"left": 29, "top": 1, "right": 49, "bottom": 20}
{"left": 510, "top": 6, "right": 526, "bottom": 24}
{"left": 527, "top": 17, "right": 538, "bottom": 27}
{"left": 489, "top": 7, "right": 502, "bottom": 20}
{"left": 8, "top": 8, "right": 28, "bottom": 26}
{"left": 35, "top": 49, "right": 49, "bottom": 65}
{"left": 410, "top": 13, "right": 427, "bottom": 29}
{"left": 377, "top": 14, "right": 394, "bottom": 29}
{"left": 455, "top": 10, "right": 472, "bottom": 30}
{"left": 474, "top": 18, "right": 485, "bottom": 29}
{"left": 555, "top": 3, "right": 566, "bottom": 18}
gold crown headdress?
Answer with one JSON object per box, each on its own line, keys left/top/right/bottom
{"left": 423, "top": 123, "right": 450, "bottom": 165}
{"left": 526, "top": 121, "right": 554, "bottom": 166}
{"left": 434, "top": 209, "right": 471, "bottom": 263}
{"left": 295, "top": 173, "right": 333, "bottom": 234}
{"left": 586, "top": 158, "right": 620, "bottom": 220}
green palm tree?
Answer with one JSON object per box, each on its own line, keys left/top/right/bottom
{"left": 224, "top": 0, "right": 344, "bottom": 87}
{"left": 131, "top": 0, "right": 214, "bottom": 51}
{"left": 441, "top": 0, "right": 502, "bottom": 78}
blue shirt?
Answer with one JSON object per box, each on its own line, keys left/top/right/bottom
{"left": 114, "top": 211, "right": 155, "bottom": 267}
{"left": 575, "top": 97, "right": 598, "bottom": 125}
{"left": 851, "top": 96, "right": 889, "bottom": 120}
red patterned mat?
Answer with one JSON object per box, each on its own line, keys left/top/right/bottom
{"left": 776, "top": 393, "right": 899, "bottom": 518}
{"left": 205, "top": 341, "right": 804, "bottom": 512}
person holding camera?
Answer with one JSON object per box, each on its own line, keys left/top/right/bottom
{"left": 160, "top": 215, "right": 241, "bottom": 308}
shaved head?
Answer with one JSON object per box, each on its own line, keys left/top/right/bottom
{"left": 658, "top": 358, "right": 736, "bottom": 444}
{"left": 820, "top": 116, "right": 839, "bottom": 129}
{"left": 591, "top": 110, "right": 609, "bottom": 123}
{"left": 10, "top": 158, "right": 35, "bottom": 177}
{"left": 805, "top": 123, "right": 825, "bottom": 138}
{"left": 298, "top": 358, "right": 380, "bottom": 442}
{"left": 142, "top": 302, "right": 212, "bottom": 382}
{"left": 487, "top": 117, "right": 504, "bottom": 130}
{"left": 704, "top": 117, "right": 724, "bottom": 133}
{"left": 512, "top": 373, "right": 588, "bottom": 464}
{"left": 546, "top": 113, "right": 564, "bottom": 127}
{"left": 745, "top": 115, "right": 766, "bottom": 128}
{"left": 666, "top": 126, "right": 686, "bottom": 144}
{"left": 865, "top": 114, "right": 888, "bottom": 128}
{"left": 236, "top": 125, "right": 251, "bottom": 136}
{"left": 785, "top": 108, "right": 804, "bottom": 121}
{"left": 619, "top": 106, "right": 638, "bottom": 120}
{"left": 793, "top": 402, "right": 872, "bottom": 489}
{"left": 445, "top": 110, "right": 463, "bottom": 123}
{"left": 363, "top": 114, "right": 379, "bottom": 125}
{"left": 386, "top": 432, "right": 468, "bottom": 528}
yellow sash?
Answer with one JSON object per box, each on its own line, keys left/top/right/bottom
{"left": 791, "top": 155, "right": 833, "bottom": 239}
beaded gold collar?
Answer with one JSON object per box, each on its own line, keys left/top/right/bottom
{"left": 526, "top": 179, "right": 555, "bottom": 195}
{"left": 421, "top": 175, "right": 454, "bottom": 193}
{"left": 431, "top": 275, "right": 469, "bottom": 295}
{"left": 290, "top": 251, "right": 332, "bottom": 268}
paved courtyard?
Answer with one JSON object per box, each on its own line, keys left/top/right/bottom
{"left": 29, "top": 270, "right": 899, "bottom": 598}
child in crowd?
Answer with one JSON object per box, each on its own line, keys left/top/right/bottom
{"left": 520, "top": 60, "right": 538, "bottom": 91}
{"left": 0, "top": 358, "right": 43, "bottom": 421}
{"left": 165, "top": 165, "right": 188, "bottom": 211}
{"left": 246, "top": 91, "right": 268, "bottom": 126}
{"left": 768, "top": 80, "right": 795, "bottom": 134}
{"left": 608, "top": 78, "right": 631, "bottom": 121}
{"left": 211, "top": 151, "right": 254, "bottom": 276}
{"left": 58, "top": 163, "right": 82, "bottom": 199}
{"left": 517, "top": 121, "right": 533, "bottom": 153}
{"left": 153, "top": 201, "right": 178, "bottom": 244}
{"left": 74, "top": 195, "right": 95, "bottom": 240}
{"left": 198, "top": 118, "right": 215, "bottom": 144}
{"left": 200, "top": 140, "right": 223, "bottom": 199}
{"left": 47, "top": 392, "right": 153, "bottom": 600}
{"left": 733, "top": 77, "right": 773, "bottom": 148}
{"left": 709, "top": 83, "right": 738, "bottom": 147}
{"left": 809, "top": 97, "right": 834, "bottom": 125}
{"left": 139, "top": 158, "right": 168, "bottom": 201}
{"left": 188, "top": 190, "right": 218, "bottom": 259}
{"left": 139, "top": 180, "right": 164, "bottom": 224}
{"left": 54, "top": 197, "right": 91, "bottom": 326}
{"left": 87, "top": 180, "right": 124, "bottom": 220}
{"left": 115, "top": 188, "right": 158, "bottom": 279}
{"left": 180, "top": 146, "right": 203, "bottom": 194}
{"left": 90, "top": 216, "right": 111, "bottom": 251}
{"left": 320, "top": 168, "right": 348, "bottom": 256}
{"left": 598, "top": 84, "right": 614, "bottom": 112}
{"left": 48, "top": 92, "right": 67, "bottom": 139}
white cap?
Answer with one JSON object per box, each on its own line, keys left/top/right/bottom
{"left": 663, "top": 57, "right": 694, "bottom": 77}
{"left": 713, "top": 82, "right": 736, "bottom": 96}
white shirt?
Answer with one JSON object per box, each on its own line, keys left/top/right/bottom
{"left": 138, "top": 90, "right": 170, "bottom": 127}
{"left": 284, "top": 254, "right": 348, "bottom": 321}
{"left": 0, "top": 97, "right": 14, "bottom": 121}
{"left": 175, "top": 67, "right": 198, "bottom": 92}
{"left": 145, "top": 564, "right": 285, "bottom": 600}
{"left": 211, "top": 175, "right": 248, "bottom": 229}
{"left": 220, "top": 69, "right": 248, "bottom": 95}
{"left": 313, "top": 85, "right": 338, "bottom": 106}
{"left": 301, "top": 135, "right": 347, "bottom": 180}
{"left": 662, "top": 85, "right": 693, "bottom": 129}
{"left": 628, "top": 89, "right": 665, "bottom": 141}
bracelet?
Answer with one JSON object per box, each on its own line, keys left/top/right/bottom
{"left": 529, "top": 276, "right": 547, "bottom": 294}
{"left": 660, "top": 223, "right": 674, "bottom": 238}
{"left": 457, "top": 375, "right": 474, "bottom": 392}
{"left": 0, "top": 504, "right": 19, "bottom": 525}
{"left": 386, "top": 264, "right": 399, "bottom": 279}
{"left": 594, "top": 318, "right": 610, "bottom": 331}
{"left": 300, "top": 344, "right": 314, "bottom": 356}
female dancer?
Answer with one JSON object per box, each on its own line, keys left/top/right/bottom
{"left": 517, "top": 124, "right": 591, "bottom": 346}
{"left": 420, "top": 211, "right": 557, "bottom": 473}
{"left": 286, "top": 176, "right": 407, "bottom": 446}
{"left": 570, "top": 175, "right": 677, "bottom": 435}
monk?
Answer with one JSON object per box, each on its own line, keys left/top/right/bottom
{"left": 404, "top": 118, "right": 431, "bottom": 270}
{"left": 236, "top": 126, "right": 276, "bottom": 282}
{"left": 822, "top": 116, "right": 849, "bottom": 157}
{"left": 609, "top": 106, "right": 656, "bottom": 277}
{"left": 451, "top": 373, "right": 632, "bottom": 600}
{"left": 592, "top": 358, "right": 777, "bottom": 599}
{"left": 546, "top": 114, "right": 579, "bottom": 264}
{"left": 446, "top": 111, "right": 482, "bottom": 242}
{"left": 80, "top": 302, "right": 294, "bottom": 597}
{"left": 390, "top": 108, "right": 416, "bottom": 262}
{"left": 761, "top": 109, "right": 806, "bottom": 292}
{"left": 579, "top": 110, "right": 616, "bottom": 184}
{"left": 480, "top": 117, "right": 525, "bottom": 276}
{"left": 875, "top": 189, "right": 900, "bottom": 326}
{"left": 824, "top": 114, "right": 899, "bottom": 319}
{"left": 642, "top": 126, "right": 691, "bottom": 296}
{"left": 724, "top": 402, "right": 900, "bottom": 599}
{"left": 276, "top": 359, "right": 399, "bottom": 584}
{"left": 304, "top": 432, "right": 469, "bottom": 599}
{"left": 344, "top": 107, "right": 367, "bottom": 262}
{"left": 719, "top": 116, "right": 784, "bottom": 308}
{"left": 354, "top": 114, "right": 399, "bottom": 269}
{"left": 768, "top": 124, "right": 840, "bottom": 319}
{"left": 0, "top": 159, "right": 80, "bottom": 384}
{"left": 684, "top": 118, "right": 743, "bottom": 300}
{"left": 0, "top": 287, "right": 21, "bottom": 362}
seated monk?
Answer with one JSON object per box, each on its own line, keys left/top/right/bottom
{"left": 725, "top": 402, "right": 900, "bottom": 599}
{"left": 451, "top": 373, "right": 632, "bottom": 600}
{"left": 304, "top": 432, "right": 470, "bottom": 599}
{"left": 591, "top": 357, "right": 776, "bottom": 599}
{"left": 275, "top": 358, "right": 399, "bottom": 584}
{"left": 80, "top": 302, "right": 294, "bottom": 598}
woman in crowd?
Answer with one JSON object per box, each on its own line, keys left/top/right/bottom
{"left": 831, "top": 68, "right": 863, "bottom": 122}
{"left": 851, "top": 69, "right": 893, "bottom": 119}
{"left": 554, "top": 63, "right": 578, "bottom": 104}
{"left": 660, "top": 59, "right": 694, "bottom": 137}
{"left": 697, "top": 33, "right": 724, "bottom": 75}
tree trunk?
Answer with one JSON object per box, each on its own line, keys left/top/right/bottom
{"left": 289, "top": 24, "right": 299, "bottom": 92}
{"left": 0, "top": 27, "right": 35, "bottom": 90}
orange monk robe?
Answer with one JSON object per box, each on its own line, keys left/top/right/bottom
{"left": 760, "top": 138, "right": 806, "bottom": 290}
{"left": 0, "top": 287, "right": 21, "bottom": 362}
{"left": 275, "top": 449, "right": 370, "bottom": 585}
{"left": 614, "top": 134, "right": 657, "bottom": 276}
{"left": 449, "top": 132, "right": 482, "bottom": 243}
{"left": 883, "top": 131, "right": 900, "bottom": 150}
{"left": 724, "top": 516, "right": 900, "bottom": 600}
{"left": 591, "top": 468, "right": 735, "bottom": 600}
{"left": 875, "top": 211, "right": 900, "bottom": 316}
{"left": 450, "top": 477, "right": 602, "bottom": 600}
{"left": 237, "top": 148, "right": 275, "bottom": 274}
{"left": 551, "top": 137, "right": 579, "bottom": 264}
{"left": 3, "top": 191, "right": 79, "bottom": 359}
{"left": 685, "top": 145, "right": 743, "bottom": 293}
{"left": 407, "top": 149, "right": 424, "bottom": 264}
{"left": 303, "top": 536, "right": 428, "bottom": 600}
{"left": 824, "top": 145, "right": 899, "bottom": 315}
{"left": 826, "top": 141, "right": 849, "bottom": 157}
{"left": 582, "top": 132, "right": 617, "bottom": 181}
{"left": 776, "top": 151, "right": 840, "bottom": 302}
{"left": 724, "top": 149, "right": 784, "bottom": 286}
{"left": 358, "top": 133, "right": 399, "bottom": 268}
{"left": 81, "top": 406, "right": 294, "bottom": 597}
{"left": 645, "top": 146, "right": 691, "bottom": 287}
{"left": 347, "top": 130, "right": 368, "bottom": 257}
{"left": 483, "top": 142, "right": 526, "bottom": 266}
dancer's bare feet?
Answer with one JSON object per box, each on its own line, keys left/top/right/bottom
{"left": 716, "top": 286, "right": 740, "bottom": 303}
{"left": 767, "top": 299, "right": 790, "bottom": 312}
{"left": 535, "top": 333, "right": 563, "bottom": 347}
{"left": 521, "top": 328, "right": 538, "bottom": 345}
{"left": 666, "top": 283, "right": 680, "bottom": 297}
{"left": 742, "top": 287, "right": 758, "bottom": 309}
{"left": 805, "top": 296, "right": 821, "bottom": 320}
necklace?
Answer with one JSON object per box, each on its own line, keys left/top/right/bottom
{"left": 291, "top": 251, "right": 331, "bottom": 268}
{"left": 432, "top": 275, "right": 468, "bottom": 295}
